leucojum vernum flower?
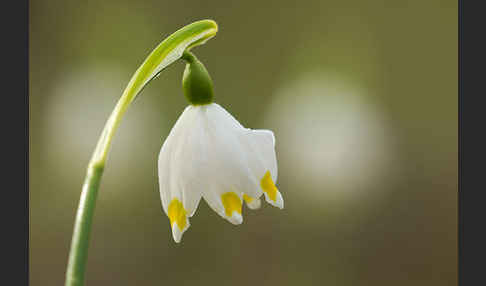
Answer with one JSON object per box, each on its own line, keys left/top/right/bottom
{"left": 159, "top": 54, "right": 284, "bottom": 243}
{"left": 65, "top": 20, "right": 282, "bottom": 286}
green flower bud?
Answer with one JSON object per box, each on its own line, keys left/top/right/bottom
{"left": 181, "top": 52, "right": 214, "bottom": 105}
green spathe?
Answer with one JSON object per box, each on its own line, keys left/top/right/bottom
{"left": 182, "top": 52, "right": 214, "bottom": 105}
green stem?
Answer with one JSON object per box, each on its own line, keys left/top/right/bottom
{"left": 64, "top": 19, "right": 217, "bottom": 286}
{"left": 65, "top": 164, "right": 103, "bottom": 286}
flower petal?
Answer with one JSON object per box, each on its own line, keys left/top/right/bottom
{"left": 158, "top": 103, "right": 283, "bottom": 241}
{"left": 158, "top": 106, "right": 203, "bottom": 242}
{"left": 249, "top": 129, "right": 278, "bottom": 182}
{"left": 243, "top": 194, "right": 261, "bottom": 210}
{"left": 260, "top": 170, "right": 284, "bottom": 209}
{"left": 202, "top": 186, "right": 243, "bottom": 225}
{"left": 241, "top": 129, "right": 283, "bottom": 208}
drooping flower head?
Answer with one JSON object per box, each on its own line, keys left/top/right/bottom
{"left": 158, "top": 52, "right": 283, "bottom": 242}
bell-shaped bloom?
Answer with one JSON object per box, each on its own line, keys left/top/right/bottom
{"left": 158, "top": 103, "right": 283, "bottom": 242}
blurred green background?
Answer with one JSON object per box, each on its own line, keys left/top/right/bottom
{"left": 29, "top": 0, "right": 457, "bottom": 285}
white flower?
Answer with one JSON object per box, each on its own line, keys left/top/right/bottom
{"left": 158, "top": 103, "right": 283, "bottom": 243}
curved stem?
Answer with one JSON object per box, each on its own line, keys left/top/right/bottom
{"left": 65, "top": 164, "right": 103, "bottom": 286}
{"left": 65, "top": 20, "right": 217, "bottom": 286}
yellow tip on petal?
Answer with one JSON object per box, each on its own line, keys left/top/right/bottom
{"left": 221, "top": 192, "right": 243, "bottom": 223}
{"left": 261, "top": 171, "right": 284, "bottom": 209}
{"left": 261, "top": 171, "right": 278, "bottom": 202}
{"left": 243, "top": 194, "right": 261, "bottom": 210}
{"left": 243, "top": 194, "right": 254, "bottom": 203}
{"left": 168, "top": 199, "right": 188, "bottom": 232}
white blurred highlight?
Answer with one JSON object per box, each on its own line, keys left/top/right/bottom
{"left": 264, "top": 72, "right": 395, "bottom": 199}
{"left": 45, "top": 64, "right": 166, "bottom": 189}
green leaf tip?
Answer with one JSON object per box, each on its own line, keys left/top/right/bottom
{"left": 123, "top": 19, "right": 218, "bottom": 105}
